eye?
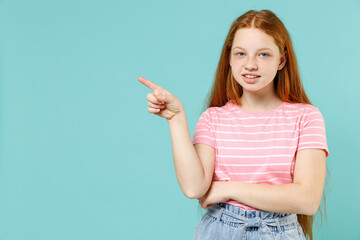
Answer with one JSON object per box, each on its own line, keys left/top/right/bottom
{"left": 260, "top": 53, "right": 270, "bottom": 57}
{"left": 236, "top": 52, "right": 245, "bottom": 56}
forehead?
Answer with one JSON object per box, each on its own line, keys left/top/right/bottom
{"left": 232, "top": 28, "right": 278, "bottom": 52}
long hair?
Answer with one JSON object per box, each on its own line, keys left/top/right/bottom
{"left": 197, "top": 9, "right": 332, "bottom": 240}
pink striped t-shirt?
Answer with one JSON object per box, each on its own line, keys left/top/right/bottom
{"left": 192, "top": 100, "right": 329, "bottom": 211}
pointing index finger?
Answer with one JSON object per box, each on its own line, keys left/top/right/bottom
{"left": 138, "top": 77, "right": 160, "bottom": 91}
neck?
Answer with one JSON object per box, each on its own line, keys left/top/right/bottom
{"left": 240, "top": 89, "right": 283, "bottom": 112}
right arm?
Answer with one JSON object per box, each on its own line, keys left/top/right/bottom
{"left": 138, "top": 76, "right": 215, "bottom": 199}
{"left": 167, "top": 108, "right": 216, "bottom": 199}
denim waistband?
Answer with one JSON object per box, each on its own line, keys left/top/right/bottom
{"left": 207, "top": 203, "right": 299, "bottom": 239}
{"left": 211, "top": 202, "right": 296, "bottom": 221}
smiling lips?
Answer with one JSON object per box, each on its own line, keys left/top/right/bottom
{"left": 242, "top": 74, "right": 260, "bottom": 83}
{"left": 243, "top": 73, "right": 260, "bottom": 77}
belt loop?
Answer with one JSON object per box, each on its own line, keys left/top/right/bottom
{"left": 275, "top": 218, "right": 283, "bottom": 234}
{"left": 216, "top": 207, "right": 224, "bottom": 223}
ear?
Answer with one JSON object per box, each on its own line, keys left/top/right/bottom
{"left": 277, "top": 51, "right": 287, "bottom": 71}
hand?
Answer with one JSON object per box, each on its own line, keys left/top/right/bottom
{"left": 198, "top": 181, "right": 231, "bottom": 209}
{"left": 138, "top": 77, "right": 184, "bottom": 121}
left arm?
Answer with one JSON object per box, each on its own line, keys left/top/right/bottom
{"left": 198, "top": 149, "right": 326, "bottom": 216}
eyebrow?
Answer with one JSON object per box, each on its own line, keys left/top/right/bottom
{"left": 232, "top": 47, "right": 272, "bottom": 51}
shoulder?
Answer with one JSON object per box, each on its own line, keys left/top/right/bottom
{"left": 284, "top": 102, "right": 322, "bottom": 116}
{"left": 199, "top": 103, "right": 231, "bottom": 117}
{"left": 209, "top": 101, "right": 236, "bottom": 115}
{"left": 284, "top": 102, "right": 326, "bottom": 129}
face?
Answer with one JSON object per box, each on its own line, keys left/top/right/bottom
{"left": 229, "top": 28, "right": 286, "bottom": 95}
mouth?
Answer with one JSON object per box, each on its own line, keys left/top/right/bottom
{"left": 242, "top": 74, "right": 261, "bottom": 78}
{"left": 242, "top": 74, "right": 260, "bottom": 83}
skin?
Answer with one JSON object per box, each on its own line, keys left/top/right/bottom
{"left": 229, "top": 27, "right": 287, "bottom": 111}
{"left": 137, "top": 76, "right": 183, "bottom": 121}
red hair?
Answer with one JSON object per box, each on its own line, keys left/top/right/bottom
{"left": 198, "top": 9, "right": 331, "bottom": 240}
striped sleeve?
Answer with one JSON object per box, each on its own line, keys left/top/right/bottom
{"left": 192, "top": 108, "right": 215, "bottom": 148}
{"left": 297, "top": 107, "right": 329, "bottom": 158}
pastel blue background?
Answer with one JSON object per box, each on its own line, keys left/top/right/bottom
{"left": 0, "top": 0, "right": 359, "bottom": 239}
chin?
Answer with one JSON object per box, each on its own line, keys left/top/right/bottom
{"left": 242, "top": 84, "right": 270, "bottom": 93}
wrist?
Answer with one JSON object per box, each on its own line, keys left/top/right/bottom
{"left": 218, "top": 181, "right": 235, "bottom": 202}
{"left": 225, "top": 181, "right": 238, "bottom": 200}
{"left": 167, "top": 108, "right": 186, "bottom": 123}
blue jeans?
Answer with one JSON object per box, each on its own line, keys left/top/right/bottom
{"left": 194, "top": 202, "right": 306, "bottom": 240}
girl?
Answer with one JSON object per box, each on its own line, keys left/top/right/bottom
{"left": 138, "top": 9, "right": 329, "bottom": 240}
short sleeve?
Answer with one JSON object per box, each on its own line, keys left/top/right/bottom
{"left": 192, "top": 108, "right": 215, "bottom": 149}
{"left": 297, "top": 107, "right": 329, "bottom": 158}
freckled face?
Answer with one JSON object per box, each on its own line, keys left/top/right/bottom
{"left": 229, "top": 28, "right": 285, "bottom": 93}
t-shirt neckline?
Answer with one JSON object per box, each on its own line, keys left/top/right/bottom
{"left": 227, "top": 100, "right": 286, "bottom": 115}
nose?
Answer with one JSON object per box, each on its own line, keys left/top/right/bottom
{"left": 244, "top": 56, "right": 258, "bottom": 71}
